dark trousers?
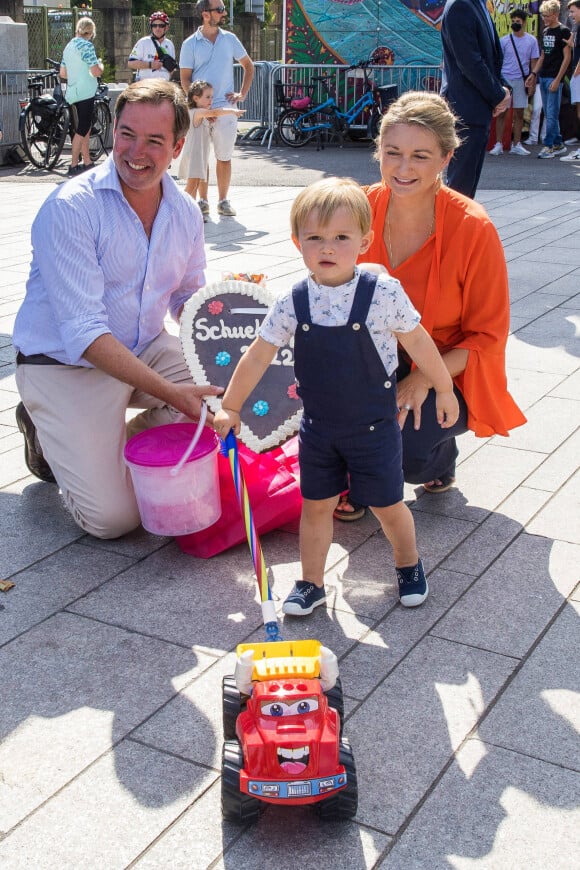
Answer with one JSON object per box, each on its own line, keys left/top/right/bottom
{"left": 446, "top": 121, "right": 491, "bottom": 199}
{"left": 401, "top": 385, "right": 468, "bottom": 485}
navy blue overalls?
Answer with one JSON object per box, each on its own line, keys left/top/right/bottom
{"left": 292, "top": 271, "right": 403, "bottom": 507}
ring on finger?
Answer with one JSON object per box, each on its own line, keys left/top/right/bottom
{"left": 403, "top": 403, "right": 412, "bottom": 411}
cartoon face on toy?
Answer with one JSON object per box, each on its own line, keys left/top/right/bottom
{"left": 260, "top": 693, "right": 321, "bottom": 775}
{"left": 239, "top": 678, "right": 340, "bottom": 781}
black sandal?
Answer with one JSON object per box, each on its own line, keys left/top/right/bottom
{"left": 333, "top": 495, "right": 366, "bottom": 522}
{"left": 423, "top": 471, "right": 456, "bottom": 494}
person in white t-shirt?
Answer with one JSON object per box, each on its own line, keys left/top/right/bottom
{"left": 490, "top": 9, "right": 540, "bottom": 156}
{"left": 128, "top": 11, "right": 176, "bottom": 82}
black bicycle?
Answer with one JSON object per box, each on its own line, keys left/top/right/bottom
{"left": 19, "top": 58, "right": 111, "bottom": 170}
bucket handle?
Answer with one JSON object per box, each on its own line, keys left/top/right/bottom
{"left": 170, "top": 402, "right": 208, "bottom": 477}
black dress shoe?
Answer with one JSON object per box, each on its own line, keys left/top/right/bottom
{"left": 15, "top": 402, "right": 57, "bottom": 483}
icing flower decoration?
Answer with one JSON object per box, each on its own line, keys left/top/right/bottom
{"left": 208, "top": 300, "right": 224, "bottom": 315}
{"left": 252, "top": 400, "right": 269, "bottom": 417}
{"left": 215, "top": 351, "right": 231, "bottom": 367}
{"left": 287, "top": 383, "right": 299, "bottom": 400}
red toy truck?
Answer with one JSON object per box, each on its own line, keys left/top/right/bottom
{"left": 221, "top": 639, "right": 358, "bottom": 824}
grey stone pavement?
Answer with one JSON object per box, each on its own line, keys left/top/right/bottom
{"left": 0, "top": 146, "right": 579, "bottom": 869}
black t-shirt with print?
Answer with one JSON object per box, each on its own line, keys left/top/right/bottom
{"left": 540, "top": 25, "right": 571, "bottom": 78}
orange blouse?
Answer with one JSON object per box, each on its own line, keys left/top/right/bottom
{"left": 361, "top": 182, "right": 526, "bottom": 437}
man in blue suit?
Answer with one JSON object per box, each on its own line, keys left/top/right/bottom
{"left": 441, "top": 0, "right": 511, "bottom": 197}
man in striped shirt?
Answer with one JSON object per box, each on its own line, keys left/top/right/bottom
{"left": 13, "top": 79, "right": 222, "bottom": 539}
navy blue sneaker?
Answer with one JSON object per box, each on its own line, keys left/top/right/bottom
{"left": 397, "top": 559, "right": 428, "bottom": 607}
{"left": 282, "top": 581, "right": 326, "bottom": 616}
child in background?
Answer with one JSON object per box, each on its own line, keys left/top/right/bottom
{"left": 214, "top": 178, "right": 459, "bottom": 616}
{"left": 178, "top": 80, "right": 244, "bottom": 221}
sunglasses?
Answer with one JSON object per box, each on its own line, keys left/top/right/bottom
{"left": 210, "top": 5, "right": 226, "bottom": 12}
{"left": 151, "top": 23, "right": 167, "bottom": 28}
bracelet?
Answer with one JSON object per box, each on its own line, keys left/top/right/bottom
{"left": 530, "top": 71, "right": 537, "bottom": 77}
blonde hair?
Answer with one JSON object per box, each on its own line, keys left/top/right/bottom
{"left": 115, "top": 79, "right": 190, "bottom": 142}
{"left": 290, "top": 177, "right": 371, "bottom": 239}
{"left": 539, "top": 0, "right": 560, "bottom": 15}
{"left": 377, "top": 91, "right": 460, "bottom": 157}
{"left": 187, "top": 80, "right": 212, "bottom": 108}
{"left": 76, "top": 16, "right": 95, "bottom": 39}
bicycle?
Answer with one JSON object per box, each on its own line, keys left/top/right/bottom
{"left": 276, "top": 61, "right": 391, "bottom": 149}
{"left": 19, "top": 58, "right": 111, "bottom": 171}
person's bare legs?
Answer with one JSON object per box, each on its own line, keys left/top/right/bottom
{"left": 185, "top": 178, "right": 200, "bottom": 199}
{"left": 70, "top": 131, "right": 91, "bottom": 168}
{"left": 512, "top": 107, "right": 525, "bottom": 144}
{"left": 299, "top": 496, "right": 337, "bottom": 585}
{"left": 216, "top": 159, "right": 232, "bottom": 202}
{"left": 495, "top": 108, "right": 508, "bottom": 145}
{"left": 371, "top": 501, "right": 418, "bottom": 568}
{"left": 198, "top": 178, "right": 209, "bottom": 201}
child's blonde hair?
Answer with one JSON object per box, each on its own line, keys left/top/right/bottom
{"left": 290, "top": 177, "right": 371, "bottom": 239}
{"left": 186, "top": 80, "right": 212, "bottom": 109}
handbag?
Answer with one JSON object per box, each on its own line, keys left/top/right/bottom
{"left": 510, "top": 35, "right": 534, "bottom": 96}
{"left": 151, "top": 36, "right": 178, "bottom": 73}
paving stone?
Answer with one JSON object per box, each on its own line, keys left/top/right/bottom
{"left": 214, "top": 814, "right": 390, "bottom": 869}
{"left": 349, "top": 636, "right": 518, "bottom": 833}
{"left": 0, "top": 613, "right": 215, "bottom": 830}
{"left": 1, "top": 480, "right": 83, "bottom": 578}
{"left": 378, "top": 741, "right": 580, "bottom": 870}
{"left": 441, "top": 487, "right": 551, "bottom": 577}
{"left": 132, "top": 780, "right": 242, "bottom": 869}
{"left": 0, "top": 542, "right": 136, "bottom": 645}
{"left": 479, "top": 600, "right": 580, "bottom": 771}
{"left": 499, "top": 395, "right": 580, "bottom": 453}
{"left": 525, "top": 428, "right": 580, "bottom": 492}
{"left": 0, "top": 740, "right": 218, "bottom": 869}
{"left": 526, "top": 469, "right": 580, "bottom": 544}
{"left": 432, "top": 536, "right": 580, "bottom": 658}
{"left": 338, "top": 567, "right": 477, "bottom": 700}
{"left": 549, "top": 367, "right": 580, "bottom": 399}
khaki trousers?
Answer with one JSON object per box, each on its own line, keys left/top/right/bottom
{"left": 16, "top": 331, "right": 193, "bottom": 539}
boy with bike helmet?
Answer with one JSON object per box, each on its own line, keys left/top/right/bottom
{"left": 129, "top": 11, "right": 177, "bottom": 81}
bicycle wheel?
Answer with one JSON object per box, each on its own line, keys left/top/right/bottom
{"left": 21, "top": 104, "right": 68, "bottom": 170}
{"left": 276, "top": 109, "right": 314, "bottom": 148}
{"left": 89, "top": 100, "right": 111, "bottom": 162}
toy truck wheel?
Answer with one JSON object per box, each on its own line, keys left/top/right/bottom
{"left": 324, "top": 677, "right": 345, "bottom": 733}
{"left": 221, "top": 739, "right": 263, "bottom": 825}
{"left": 316, "top": 737, "right": 358, "bottom": 820}
{"left": 222, "top": 675, "right": 247, "bottom": 740}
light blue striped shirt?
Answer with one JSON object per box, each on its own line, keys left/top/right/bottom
{"left": 13, "top": 156, "right": 206, "bottom": 366}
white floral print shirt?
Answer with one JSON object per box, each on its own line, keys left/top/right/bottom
{"left": 259, "top": 268, "right": 420, "bottom": 376}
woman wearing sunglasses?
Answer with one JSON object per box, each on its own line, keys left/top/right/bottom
{"left": 128, "top": 11, "right": 177, "bottom": 82}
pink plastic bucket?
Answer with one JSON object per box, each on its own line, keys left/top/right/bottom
{"left": 124, "top": 423, "right": 221, "bottom": 536}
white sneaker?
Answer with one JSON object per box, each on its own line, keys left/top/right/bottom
{"left": 489, "top": 142, "right": 503, "bottom": 156}
{"left": 537, "top": 146, "right": 555, "bottom": 159}
{"left": 523, "top": 137, "right": 537, "bottom": 145}
{"left": 564, "top": 137, "right": 579, "bottom": 145}
{"left": 560, "top": 148, "right": 580, "bottom": 161}
{"left": 552, "top": 144, "right": 567, "bottom": 157}
{"left": 510, "top": 142, "right": 530, "bottom": 156}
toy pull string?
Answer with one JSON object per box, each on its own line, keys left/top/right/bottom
{"left": 222, "top": 429, "right": 282, "bottom": 642}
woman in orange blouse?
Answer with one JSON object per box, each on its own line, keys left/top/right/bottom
{"left": 335, "top": 91, "right": 525, "bottom": 519}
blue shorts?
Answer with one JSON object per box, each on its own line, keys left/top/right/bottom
{"left": 298, "top": 416, "right": 403, "bottom": 507}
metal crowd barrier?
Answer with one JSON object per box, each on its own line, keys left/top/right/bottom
{"left": 0, "top": 69, "right": 44, "bottom": 151}
{"left": 265, "top": 64, "right": 443, "bottom": 148}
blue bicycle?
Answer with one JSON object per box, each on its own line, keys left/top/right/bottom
{"left": 276, "top": 61, "right": 392, "bottom": 148}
